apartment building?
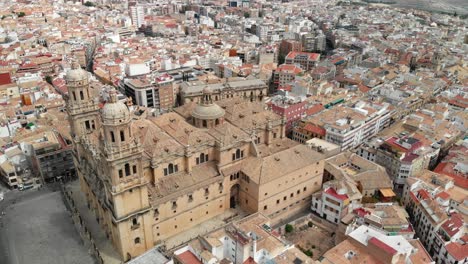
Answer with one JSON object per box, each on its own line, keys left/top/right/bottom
{"left": 402, "top": 170, "right": 467, "bottom": 264}
{"left": 284, "top": 51, "right": 320, "bottom": 71}
{"left": 293, "top": 102, "right": 391, "bottom": 150}
{"left": 123, "top": 74, "right": 174, "bottom": 111}
{"left": 271, "top": 64, "right": 302, "bottom": 92}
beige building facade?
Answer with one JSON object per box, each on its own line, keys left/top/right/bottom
{"left": 65, "top": 63, "right": 324, "bottom": 261}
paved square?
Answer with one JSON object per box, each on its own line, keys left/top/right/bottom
{"left": 0, "top": 189, "right": 94, "bottom": 264}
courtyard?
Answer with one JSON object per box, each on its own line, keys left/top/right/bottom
{"left": 284, "top": 216, "right": 336, "bottom": 260}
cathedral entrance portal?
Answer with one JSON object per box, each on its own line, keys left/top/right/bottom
{"left": 230, "top": 184, "right": 240, "bottom": 208}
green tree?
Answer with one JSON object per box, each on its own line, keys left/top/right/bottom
{"left": 84, "top": 1, "right": 95, "bottom": 7}
{"left": 285, "top": 224, "right": 294, "bottom": 233}
{"left": 18, "top": 12, "right": 25, "bottom": 17}
{"left": 244, "top": 12, "right": 250, "bottom": 18}
{"left": 304, "top": 249, "right": 313, "bottom": 257}
{"left": 45, "top": 75, "right": 53, "bottom": 85}
{"left": 308, "top": 221, "right": 313, "bottom": 227}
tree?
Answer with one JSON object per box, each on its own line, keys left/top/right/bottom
{"left": 18, "top": 12, "right": 25, "bottom": 17}
{"left": 45, "top": 76, "right": 53, "bottom": 85}
{"left": 84, "top": 1, "right": 95, "bottom": 7}
{"left": 285, "top": 224, "right": 294, "bottom": 233}
{"left": 244, "top": 12, "right": 250, "bottom": 18}
{"left": 308, "top": 221, "right": 313, "bottom": 227}
{"left": 304, "top": 250, "right": 313, "bottom": 257}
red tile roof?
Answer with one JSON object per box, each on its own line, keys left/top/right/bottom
{"left": 176, "top": 251, "right": 202, "bottom": 264}
{"left": 303, "top": 123, "right": 326, "bottom": 136}
{"left": 434, "top": 162, "right": 468, "bottom": 189}
{"left": 435, "top": 191, "right": 450, "bottom": 200}
{"left": 417, "top": 189, "right": 431, "bottom": 201}
{"left": 243, "top": 257, "right": 257, "bottom": 264}
{"left": 441, "top": 213, "right": 463, "bottom": 238}
{"left": 286, "top": 51, "right": 320, "bottom": 61}
{"left": 0, "top": 72, "right": 12, "bottom": 85}
{"left": 354, "top": 208, "right": 370, "bottom": 217}
{"left": 306, "top": 104, "right": 324, "bottom": 116}
{"left": 445, "top": 242, "right": 468, "bottom": 261}
{"left": 368, "top": 237, "right": 397, "bottom": 255}
{"left": 324, "top": 187, "right": 348, "bottom": 201}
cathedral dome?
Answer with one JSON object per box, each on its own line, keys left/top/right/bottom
{"left": 192, "top": 103, "right": 225, "bottom": 120}
{"left": 192, "top": 87, "right": 224, "bottom": 120}
{"left": 101, "top": 91, "right": 130, "bottom": 123}
{"left": 66, "top": 61, "right": 88, "bottom": 82}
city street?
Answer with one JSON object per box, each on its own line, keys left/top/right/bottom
{"left": 0, "top": 183, "right": 94, "bottom": 264}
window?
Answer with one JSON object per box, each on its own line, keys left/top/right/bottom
{"left": 132, "top": 165, "right": 137, "bottom": 174}
{"left": 134, "top": 237, "right": 140, "bottom": 244}
{"left": 277, "top": 199, "right": 280, "bottom": 204}
{"left": 132, "top": 218, "right": 138, "bottom": 226}
{"left": 110, "top": 131, "right": 115, "bottom": 142}
{"left": 165, "top": 163, "right": 178, "bottom": 176}
{"left": 233, "top": 149, "right": 244, "bottom": 161}
{"left": 188, "top": 194, "right": 193, "bottom": 202}
{"left": 264, "top": 205, "right": 268, "bottom": 210}
{"left": 125, "top": 164, "right": 130, "bottom": 176}
{"left": 80, "top": 91, "right": 84, "bottom": 100}
{"left": 119, "top": 170, "right": 123, "bottom": 178}
{"left": 202, "top": 120, "right": 207, "bottom": 127}
{"left": 120, "top": 130, "right": 125, "bottom": 141}
{"left": 72, "top": 91, "right": 77, "bottom": 101}
{"left": 85, "top": 120, "right": 91, "bottom": 130}
{"left": 284, "top": 196, "right": 287, "bottom": 201}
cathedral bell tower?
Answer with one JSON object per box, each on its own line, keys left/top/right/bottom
{"left": 65, "top": 61, "right": 100, "bottom": 141}
{"left": 100, "top": 90, "right": 153, "bottom": 260}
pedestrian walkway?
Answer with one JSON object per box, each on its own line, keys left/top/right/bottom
{"left": 67, "top": 181, "right": 122, "bottom": 264}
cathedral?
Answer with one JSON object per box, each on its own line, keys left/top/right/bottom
{"left": 65, "top": 62, "right": 325, "bottom": 261}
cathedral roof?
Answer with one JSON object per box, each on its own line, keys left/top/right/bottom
{"left": 101, "top": 91, "right": 130, "bottom": 123}
{"left": 66, "top": 61, "right": 88, "bottom": 82}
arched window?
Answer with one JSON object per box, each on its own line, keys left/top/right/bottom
{"left": 120, "top": 130, "right": 125, "bottom": 141}
{"left": 168, "top": 163, "right": 174, "bottom": 174}
{"left": 134, "top": 237, "right": 140, "bottom": 244}
{"left": 215, "top": 119, "right": 220, "bottom": 125}
{"left": 125, "top": 163, "right": 130, "bottom": 176}
{"left": 132, "top": 218, "right": 138, "bottom": 225}
{"left": 200, "top": 153, "right": 205, "bottom": 163}
{"left": 110, "top": 131, "right": 115, "bottom": 142}
{"left": 202, "top": 120, "right": 207, "bottom": 128}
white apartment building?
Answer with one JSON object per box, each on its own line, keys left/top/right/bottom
{"left": 402, "top": 171, "right": 467, "bottom": 264}
{"left": 324, "top": 103, "right": 391, "bottom": 150}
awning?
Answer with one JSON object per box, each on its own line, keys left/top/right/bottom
{"left": 380, "top": 188, "right": 396, "bottom": 197}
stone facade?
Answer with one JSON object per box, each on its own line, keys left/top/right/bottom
{"left": 66, "top": 64, "right": 324, "bottom": 261}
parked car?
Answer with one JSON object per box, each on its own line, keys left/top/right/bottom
{"left": 19, "top": 181, "right": 34, "bottom": 191}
